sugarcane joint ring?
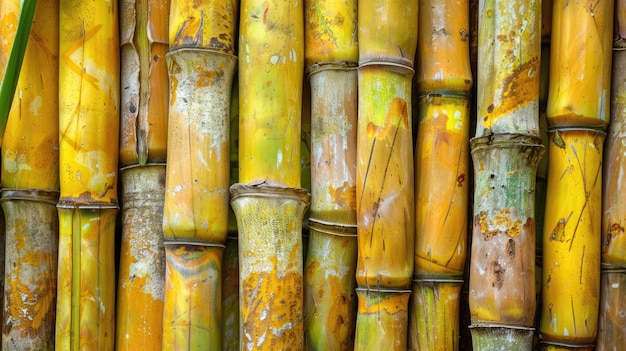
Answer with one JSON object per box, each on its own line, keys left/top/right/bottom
{"left": 163, "top": 241, "right": 226, "bottom": 249}
{"left": 546, "top": 126, "right": 607, "bottom": 135}
{"left": 56, "top": 202, "right": 119, "bottom": 210}
{"left": 164, "top": 47, "right": 238, "bottom": 63}
{"left": 539, "top": 338, "right": 595, "bottom": 348}
{"left": 358, "top": 60, "right": 415, "bottom": 74}
{"left": 469, "top": 323, "right": 535, "bottom": 332}
{"left": 412, "top": 277, "right": 464, "bottom": 284}
{"left": 470, "top": 133, "right": 543, "bottom": 150}
{"left": 1, "top": 188, "right": 59, "bottom": 204}
{"left": 119, "top": 162, "right": 166, "bottom": 172}
{"left": 307, "top": 61, "right": 358, "bottom": 78}
{"left": 229, "top": 182, "right": 311, "bottom": 205}
{"left": 308, "top": 218, "right": 357, "bottom": 237}
{"left": 600, "top": 263, "right": 626, "bottom": 273}
{"left": 355, "top": 287, "right": 412, "bottom": 294}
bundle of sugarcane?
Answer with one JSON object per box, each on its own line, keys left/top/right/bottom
{"left": 56, "top": 0, "right": 119, "bottom": 349}
{"left": 539, "top": 0, "right": 614, "bottom": 349}
{"left": 161, "top": 0, "right": 238, "bottom": 348}
{"left": 410, "top": 0, "right": 472, "bottom": 349}
{"left": 0, "top": 2, "right": 58, "bottom": 349}
{"left": 230, "top": 0, "right": 311, "bottom": 349}
{"left": 468, "top": 0, "right": 544, "bottom": 349}
{"left": 353, "top": 1, "right": 417, "bottom": 349}
{"left": 302, "top": 1, "right": 358, "bottom": 350}
{"left": 596, "top": 9, "right": 626, "bottom": 350}
{"left": 116, "top": 1, "right": 169, "bottom": 349}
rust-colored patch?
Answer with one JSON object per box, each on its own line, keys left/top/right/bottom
{"left": 326, "top": 276, "right": 352, "bottom": 350}
{"left": 328, "top": 182, "right": 356, "bottom": 210}
{"left": 456, "top": 174, "right": 465, "bottom": 187}
{"left": 603, "top": 223, "right": 625, "bottom": 252}
{"left": 490, "top": 261, "right": 504, "bottom": 289}
{"left": 241, "top": 257, "right": 303, "bottom": 349}
{"left": 491, "top": 57, "right": 539, "bottom": 117}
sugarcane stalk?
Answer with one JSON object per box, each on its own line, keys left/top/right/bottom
{"left": 162, "top": 1, "right": 237, "bottom": 347}
{"left": 539, "top": 129, "right": 604, "bottom": 348}
{"left": 116, "top": 2, "right": 169, "bottom": 349}
{"left": 615, "top": 0, "right": 626, "bottom": 48}
{"left": 1, "top": 1, "right": 59, "bottom": 349}
{"left": 354, "top": 2, "right": 417, "bottom": 349}
{"left": 539, "top": 0, "right": 613, "bottom": 349}
{"left": 303, "top": 62, "right": 358, "bottom": 350}
{"left": 2, "top": 190, "right": 58, "bottom": 350}
{"left": 56, "top": 0, "right": 119, "bottom": 349}
{"left": 119, "top": 0, "right": 170, "bottom": 166}
{"left": 232, "top": 0, "right": 309, "bottom": 349}
{"left": 222, "top": 73, "right": 239, "bottom": 351}
{"left": 597, "top": 268, "right": 626, "bottom": 351}
{"left": 115, "top": 165, "right": 165, "bottom": 350}
{"left": 469, "top": 0, "right": 543, "bottom": 349}
{"left": 410, "top": 0, "right": 472, "bottom": 348}
{"left": 596, "top": 37, "right": 626, "bottom": 351}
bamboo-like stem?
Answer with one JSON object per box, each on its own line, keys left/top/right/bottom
{"left": 2, "top": 190, "right": 58, "bottom": 350}
{"left": 1, "top": 1, "right": 58, "bottom": 348}
{"left": 230, "top": 184, "right": 310, "bottom": 350}
{"left": 56, "top": 0, "right": 119, "bottom": 349}
{"left": 540, "top": 129, "right": 604, "bottom": 348}
{"left": 304, "top": 63, "right": 358, "bottom": 351}
{"left": 119, "top": 0, "right": 170, "bottom": 166}
{"left": 410, "top": 279, "right": 464, "bottom": 350}
{"left": 546, "top": 0, "right": 614, "bottom": 129}
{"left": 469, "top": 0, "right": 543, "bottom": 349}
{"left": 115, "top": 165, "right": 165, "bottom": 350}
{"left": 411, "top": 2, "right": 471, "bottom": 348}
{"left": 469, "top": 135, "right": 543, "bottom": 350}
{"left": 596, "top": 269, "right": 626, "bottom": 351}
{"left": 233, "top": 0, "right": 308, "bottom": 349}
{"left": 617, "top": 0, "right": 626, "bottom": 48}
{"left": 354, "top": 288, "right": 411, "bottom": 350}
{"left": 355, "top": 2, "right": 417, "bottom": 348}
{"left": 303, "top": 0, "right": 358, "bottom": 67}
{"left": 162, "top": 47, "right": 237, "bottom": 350}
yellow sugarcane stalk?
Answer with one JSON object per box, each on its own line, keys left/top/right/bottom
{"left": 162, "top": 1, "right": 237, "bottom": 348}
{"left": 540, "top": 129, "right": 604, "bottom": 348}
{"left": 303, "top": 62, "right": 358, "bottom": 350}
{"left": 57, "top": 0, "right": 119, "bottom": 349}
{"left": 411, "top": 0, "right": 472, "bottom": 348}
{"left": 119, "top": 0, "right": 169, "bottom": 166}
{"left": 546, "top": 0, "right": 614, "bottom": 129}
{"left": 304, "top": 0, "right": 358, "bottom": 67}
{"left": 355, "top": 2, "right": 417, "bottom": 349}
{"left": 116, "top": 2, "right": 169, "bottom": 349}
{"left": 0, "top": 1, "right": 59, "bottom": 349}
{"left": 539, "top": 0, "right": 613, "bottom": 349}
{"left": 115, "top": 165, "right": 165, "bottom": 350}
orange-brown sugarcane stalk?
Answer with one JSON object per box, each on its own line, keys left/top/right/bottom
{"left": 116, "top": 1, "right": 169, "bottom": 349}
{"left": 596, "top": 28, "right": 626, "bottom": 351}
{"left": 161, "top": 0, "right": 237, "bottom": 348}
{"left": 354, "top": 1, "right": 417, "bottom": 349}
{"left": 410, "top": 0, "right": 472, "bottom": 349}
{"left": 469, "top": 0, "right": 543, "bottom": 349}
{"left": 0, "top": 0, "right": 59, "bottom": 349}
{"left": 56, "top": 0, "right": 119, "bottom": 349}
{"left": 302, "top": 1, "right": 358, "bottom": 349}
{"left": 539, "top": 0, "right": 614, "bottom": 349}
{"left": 230, "top": 0, "right": 310, "bottom": 349}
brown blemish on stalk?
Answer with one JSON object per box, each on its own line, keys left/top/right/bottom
{"left": 549, "top": 211, "right": 573, "bottom": 242}
{"left": 489, "top": 57, "right": 539, "bottom": 117}
{"left": 603, "top": 223, "right": 625, "bottom": 253}
{"left": 326, "top": 276, "right": 352, "bottom": 349}
{"left": 490, "top": 261, "right": 504, "bottom": 289}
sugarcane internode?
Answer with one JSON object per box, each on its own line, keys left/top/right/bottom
{"left": 230, "top": 183, "right": 310, "bottom": 350}
{"left": 469, "top": 133, "right": 544, "bottom": 350}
